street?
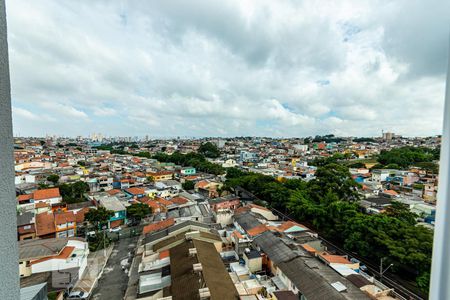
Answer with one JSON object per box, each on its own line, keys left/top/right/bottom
{"left": 90, "top": 235, "right": 139, "bottom": 300}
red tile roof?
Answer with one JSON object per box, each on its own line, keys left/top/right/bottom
{"left": 383, "top": 189, "right": 399, "bottom": 196}
{"left": 301, "top": 244, "right": 317, "bottom": 253}
{"left": 143, "top": 218, "right": 175, "bottom": 234}
{"left": 126, "top": 187, "right": 145, "bottom": 195}
{"left": 155, "top": 197, "right": 173, "bottom": 207}
{"left": 35, "top": 212, "right": 56, "bottom": 236}
{"left": 107, "top": 189, "right": 121, "bottom": 196}
{"left": 17, "top": 194, "right": 33, "bottom": 202}
{"left": 33, "top": 188, "right": 61, "bottom": 200}
{"left": 18, "top": 224, "right": 35, "bottom": 235}
{"left": 31, "top": 246, "right": 75, "bottom": 265}
{"left": 74, "top": 207, "right": 90, "bottom": 223}
{"left": 247, "top": 224, "right": 270, "bottom": 237}
{"left": 231, "top": 230, "right": 244, "bottom": 239}
{"left": 159, "top": 250, "right": 170, "bottom": 259}
{"left": 54, "top": 211, "right": 76, "bottom": 225}
{"left": 35, "top": 202, "right": 49, "bottom": 209}
{"left": 320, "top": 253, "right": 352, "bottom": 264}
{"left": 170, "top": 196, "right": 189, "bottom": 205}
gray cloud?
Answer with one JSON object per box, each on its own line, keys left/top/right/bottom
{"left": 6, "top": 0, "right": 449, "bottom": 137}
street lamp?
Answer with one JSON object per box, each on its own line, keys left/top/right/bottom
{"left": 380, "top": 257, "right": 393, "bottom": 283}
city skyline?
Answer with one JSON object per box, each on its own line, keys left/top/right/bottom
{"left": 7, "top": 0, "right": 450, "bottom": 137}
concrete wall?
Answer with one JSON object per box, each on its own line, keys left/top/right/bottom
{"left": 0, "top": 0, "right": 20, "bottom": 298}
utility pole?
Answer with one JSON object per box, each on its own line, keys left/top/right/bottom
{"left": 379, "top": 257, "right": 393, "bottom": 283}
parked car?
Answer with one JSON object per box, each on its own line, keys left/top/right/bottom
{"left": 109, "top": 226, "right": 121, "bottom": 233}
{"left": 66, "top": 290, "right": 89, "bottom": 299}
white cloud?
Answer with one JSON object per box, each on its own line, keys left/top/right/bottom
{"left": 6, "top": 0, "right": 449, "bottom": 137}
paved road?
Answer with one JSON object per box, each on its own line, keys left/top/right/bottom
{"left": 90, "top": 235, "right": 138, "bottom": 300}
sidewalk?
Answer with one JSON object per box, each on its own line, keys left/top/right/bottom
{"left": 73, "top": 245, "right": 114, "bottom": 296}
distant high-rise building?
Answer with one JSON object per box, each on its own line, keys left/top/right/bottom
{"left": 382, "top": 131, "right": 394, "bottom": 141}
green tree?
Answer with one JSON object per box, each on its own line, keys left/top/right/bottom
{"left": 384, "top": 201, "right": 418, "bottom": 226}
{"left": 198, "top": 142, "right": 220, "bottom": 158}
{"left": 47, "top": 174, "right": 60, "bottom": 185}
{"left": 59, "top": 181, "right": 89, "bottom": 204}
{"left": 126, "top": 203, "right": 151, "bottom": 225}
{"left": 182, "top": 180, "right": 195, "bottom": 190}
{"left": 308, "top": 163, "right": 360, "bottom": 202}
{"left": 348, "top": 162, "right": 365, "bottom": 168}
{"left": 85, "top": 207, "right": 114, "bottom": 230}
{"left": 147, "top": 176, "right": 154, "bottom": 183}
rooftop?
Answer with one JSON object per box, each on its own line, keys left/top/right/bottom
{"left": 33, "top": 188, "right": 60, "bottom": 200}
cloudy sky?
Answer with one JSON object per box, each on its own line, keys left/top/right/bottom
{"left": 6, "top": 0, "right": 450, "bottom": 138}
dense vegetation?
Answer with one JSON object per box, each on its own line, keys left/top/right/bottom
{"left": 378, "top": 146, "right": 439, "bottom": 169}
{"left": 353, "top": 137, "right": 376, "bottom": 143}
{"left": 198, "top": 142, "right": 220, "bottom": 158}
{"left": 151, "top": 151, "right": 225, "bottom": 175}
{"left": 182, "top": 180, "right": 195, "bottom": 190}
{"left": 59, "top": 181, "right": 90, "bottom": 204}
{"left": 225, "top": 165, "right": 433, "bottom": 293}
{"left": 84, "top": 207, "right": 114, "bottom": 251}
{"left": 126, "top": 202, "right": 151, "bottom": 225}
{"left": 304, "top": 134, "right": 345, "bottom": 144}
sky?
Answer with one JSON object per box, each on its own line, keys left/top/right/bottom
{"left": 6, "top": 0, "right": 450, "bottom": 138}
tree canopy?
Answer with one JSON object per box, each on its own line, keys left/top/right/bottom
{"left": 59, "top": 181, "right": 90, "bottom": 204}
{"left": 126, "top": 203, "right": 151, "bottom": 225}
{"left": 85, "top": 207, "right": 114, "bottom": 230}
{"left": 198, "top": 142, "right": 220, "bottom": 158}
{"left": 47, "top": 174, "right": 59, "bottom": 185}
{"left": 378, "top": 147, "right": 438, "bottom": 169}
{"left": 182, "top": 180, "right": 195, "bottom": 190}
{"left": 226, "top": 162, "right": 433, "bottom": 293}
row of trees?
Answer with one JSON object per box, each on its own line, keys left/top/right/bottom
{"left": 41, "top": 176, "right": 90, "bottom": 204}
{"left": 224, "top": 165, "right": 433, "bottom": 293}
{"left": 377, "top": 146, "right": 439, "bottom": 169}
{"left": 151, "top": 151, "right": 225, "bottom": 175}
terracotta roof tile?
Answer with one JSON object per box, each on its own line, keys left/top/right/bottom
{"left": 54, "top": 211, "right": 76, "bottom": 225}
{"left": 320, "top": 253, "right": 352, "bottom": 264}
{"left": 30, "top": 246, "right": 75, "bottom": 265}
{"left": 143, "top": 218, "right": 175, "bottom": 234}
{"left": 107, "top": 189, "right": 121, "bottom": 196}
{"left": 33, "top": 188, "right": 61, "bottom": 200}
{"left": 247, "top": 224, "right": 269, "bottom": 237}
{"left": 35, "top": 212, "right": 56, "bottom": 236}
{"left": 170, "top": 196, "right": 189, "bottom": 205}
{"left": 126, "top": 187, "right": 145, "bottom": 195}
{"left": 18, "top": 194, "right": 33, "bottom": 202}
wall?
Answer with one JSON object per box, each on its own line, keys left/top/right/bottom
{"left": 0, "top": 0, "right": 20, "bottom": 298}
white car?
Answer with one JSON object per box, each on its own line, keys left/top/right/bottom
{"left": 109, "top": 226, "right": 121, "bottom": 233}
{"left": 66, "top": 290, "right": 89, "bottom": 299}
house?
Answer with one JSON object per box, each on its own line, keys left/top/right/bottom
{"left": 133, "top": 222, "right": 237, "bottom": 299}
{"left": 248, "top": 204, "right": 278, "bottom": 221}
{"left": 243, "top": 249, "right": 262, "bottom": 273}
{"left": 371, "top": 169, "right": 394, "bottom": 183}
{"left": 35, "top": 212, "right": 56, "bottom": 239}
{"left": 54, "top": 211, "right": 77, "bottom": 238}
{"left": 98, "top": 196, "right": 127, "bottom": 228}
{"left": 19, "top": 238, "right": 89, "bottom": 280}
{"left": 180, "top": 167, "right": 196, "bottom": 176}
{"left": 33, "top": 188, "right": 62, "bottom": 205}
{"left": 17, "top": 211, "right": 36, "bottom": 240}
{"left": 147, "top": 171, "right": 174, "bottom": 182}
{"left": 143, "top": 218, "right": 175, "bottom": 235}
{"left": 155, "top": 180, "right": 182, "bottom": 191}
{"left": 125, "top": 187, "right": 146, "bottom": 199}
{"left": 195, "top": 180, "right": 223, "bottom": 198}
{"left": 208, "top": 195, "right": 240, "bottom": 212}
